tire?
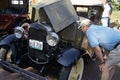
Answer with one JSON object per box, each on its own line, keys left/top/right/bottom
{"left": 0, "top": 46, "right": 14, "bottom": 72}
{"left": 59, "top": 58, "right": 84, "bottom": 80}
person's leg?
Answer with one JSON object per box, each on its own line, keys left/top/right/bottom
{"left": 101, "top": 18, "right": 108, "bottom": 27}
{"left": 108, "top": 17, "right": 110, "bottom": 27}
{"left": 101, "top": 64, "right": 114, "bottom": 80}
{"left": 105, "top": 17, "right": 110, "bottom": 27}
{"left": 104, "top": 45, "right": 120, "bottom": 80}
{"left": 109, "top": 66, "right": 115, "bottom": 80}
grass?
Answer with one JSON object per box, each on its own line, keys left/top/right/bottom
{"left": 110, "top": 10, "right": 120, "bottom": 28}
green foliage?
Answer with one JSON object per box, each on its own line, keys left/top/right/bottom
{"left": 112, "top": 1, "right": 120, "bottom": 11}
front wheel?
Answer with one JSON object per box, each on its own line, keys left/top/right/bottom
{"left": 59, "top": 58, "right": 84, "bottom": 80}
{"left": 0, "top": 46, "right": 14, "bottom": 72}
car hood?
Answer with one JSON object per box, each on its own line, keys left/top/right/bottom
{"left": 33, "top": 0, "right": 78, "bottom": 32}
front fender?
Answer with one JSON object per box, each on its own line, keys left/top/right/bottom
{"left": 57, "top": 48, "right": 82, "bottom": 67}
{"left": 0, "top": 34, "right": 18, "bottom": 61}
{"left": 0, "top": 34, "right": 18, "bottom": 45}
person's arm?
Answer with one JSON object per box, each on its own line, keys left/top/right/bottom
{"left": 93, "top": 46, "right": 105, "bottom": 63}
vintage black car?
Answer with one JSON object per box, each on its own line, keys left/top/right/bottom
{"left": 0, "top": 0, "right": 103, "bottom": 80}
{"left": 0, "top": 0, "right": 31, "bottom": 36}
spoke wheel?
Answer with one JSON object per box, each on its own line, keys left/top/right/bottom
{"left": 5, "top": 49, "right": 13, "bottom": 63}
{"left": 59, "top": 58, "right": 84, "bottom": 80}
{"left": 0, "top": 47, "right": 14, "bottom": 72}
{"left": 68, "top": 58, "right": 84, "bottom": 80}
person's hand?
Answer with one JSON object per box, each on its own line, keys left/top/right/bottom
{"left": 99, "top": 62, "right": 105, "bottom": 72}
{"left": 104, "top": 55, "right": 108, "bottom": 60}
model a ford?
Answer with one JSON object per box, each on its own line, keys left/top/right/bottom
{"left": 0, "top": 0, "right": 101, "bottom": 80}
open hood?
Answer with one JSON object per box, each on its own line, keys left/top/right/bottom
{"left": 33, "top": 0, "right": 78, "bottom": 32}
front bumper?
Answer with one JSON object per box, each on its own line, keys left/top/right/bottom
{"left": 0, "top": 60, "right": 47, "bottom": 80}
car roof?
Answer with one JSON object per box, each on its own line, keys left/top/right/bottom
{"left": 71, "top": 0, "right": 103, "bottom": 6}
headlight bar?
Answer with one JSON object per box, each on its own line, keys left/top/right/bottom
{"left": 14, "top": 26, "right": 24, "bottom": 39}
{"left": 46, "top": 32, "right": 59, "bottom": 46}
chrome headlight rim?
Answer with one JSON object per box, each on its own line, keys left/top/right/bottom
{"left": 46, "top": 32, "right": 59, "bottom": 46}
{"left": 14, "top": 26, "right": 24, "bottom": 39}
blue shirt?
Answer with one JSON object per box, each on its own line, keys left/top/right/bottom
{"left": 86, "top": 24, "right": 120, "bottom": 50}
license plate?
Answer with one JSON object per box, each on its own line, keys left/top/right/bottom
{"left": 29, "top": 39, "right": 43, "bottom": 51}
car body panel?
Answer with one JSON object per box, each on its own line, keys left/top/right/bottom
{"left": 57, "top": 48, "right": 80, "bottom": 67}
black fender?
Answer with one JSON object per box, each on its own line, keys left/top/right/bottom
{"left": 0, "top": 34, "right": 18, "bottom": 44}
{"left": 57, "top": 48, "right": 83, "bottom": 67}
{"left": 0, "top": 34, "right": 19, "bottom": 61}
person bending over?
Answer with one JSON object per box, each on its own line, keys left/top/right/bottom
{"left": 78, "top": 19, "right": 120, "bottom": 80}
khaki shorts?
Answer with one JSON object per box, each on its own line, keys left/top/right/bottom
{"left": 106, "top": 44, "right": 120, "bottom": 65}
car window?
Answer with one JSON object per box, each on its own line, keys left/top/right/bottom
{"left": 76, "top": 7, "right": 88, "bottom": 18}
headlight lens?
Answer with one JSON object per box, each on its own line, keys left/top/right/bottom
{"left": 46, "top": 32, "right": 59, "bottom": 46}
{"left": 14, "top": 26, "right": 24, "bottom": 38}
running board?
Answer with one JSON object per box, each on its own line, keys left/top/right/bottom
{"left": 0, "top": 60, "right": 47, "bottom": 80}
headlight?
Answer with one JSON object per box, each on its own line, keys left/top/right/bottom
{"left": 46, "top": 32, "right": 59, "bottom": 46}
{"left": 14, "top": 26, "right": 24, "bottom": 38}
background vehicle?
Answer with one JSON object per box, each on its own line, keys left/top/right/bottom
{"left": 0, "top": 0, "right": 31, "bottom": 36}
{"left": 71, "top": 0, "right": 103, "bottom": 24}
{"left": 0, "top": 0, "right": 102, "bottom": 80}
